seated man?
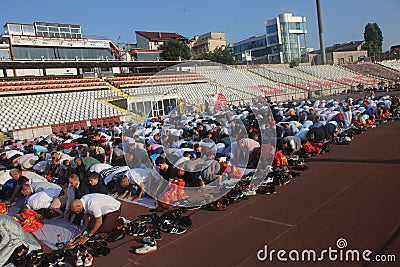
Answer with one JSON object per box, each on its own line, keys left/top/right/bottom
{"left": 0, "top": 214, "right": 42, "bottom": 267}
{"left": 70, "top": 193, "right": 122, "bottom": 245}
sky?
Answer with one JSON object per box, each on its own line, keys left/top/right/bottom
{"left": 2, "top": 0, "right": 399, "bottom": 51}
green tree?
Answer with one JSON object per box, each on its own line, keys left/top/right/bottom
{"left": 159, "top": 39, "right": 191, "bottom": 61}
{"left": 363, "top": 22, "right": 383, "bottom": 58}
{"left": 200, "top": 46, "right": 235, "bottom": 65}
{"left": 289, "top": 59, "right": 299, "bottom": 68}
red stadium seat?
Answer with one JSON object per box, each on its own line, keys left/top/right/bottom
{"left": 51, "top": 124, "right": 60, "bottom": 134}
{"left": 90, "top": 119, "right": 98, "bottom": 127}
{"left": 113, "top": 116, "right": 121, "bottom": 124}
{"left": 73, "top": 122, "right": 81, "bottom": 131}
{"left": 59, "top": 124, "right": 67, "bottom": 133}
{"left": 66, "top": 122, "right": 74, "bottom": 132}
{"left": 104, "top": 118, "right": 112, "bottom": 127}
{"left": 80, "top": 121, "right": 87, "bottom": 129}
{"left": 96, "top": 119, "right": 104, "bottom": 127}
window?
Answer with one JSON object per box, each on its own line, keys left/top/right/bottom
{"left": 36, "top": 26, "right": 48, "bottom": 31}
{"left": 266, "top": 24, "right": 277, "bottom": 34}
{"left": 267, "top": 35, "right": 278, "bottom": 45}
{"left": 22, "top": 25, "right": 35, "bottom": 35}
{"left": 348, "top": 56, "right": 353, "bottom": 63}
{"left": 8, "top": 24, "right": 22, "bottom": 34}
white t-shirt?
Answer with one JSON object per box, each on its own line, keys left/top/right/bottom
{"left": 26, "top": 187, "right": 62, "bottom": 210}
{"left": 89, "top": 163, "right": 113, "bottom": 174}
{"left": 80, "top": 193, "right": 121, "bottom": 218}
{"left": 22, "top": 171, "right": 48, "bottom": 183}
{"left": 102, "top": 166, "right": 130, "bottom": 185}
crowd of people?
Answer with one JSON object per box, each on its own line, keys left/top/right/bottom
{"left": 0, "top": 92, "right": 399, "bottom": 266}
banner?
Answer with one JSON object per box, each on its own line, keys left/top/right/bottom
{"left": 214, "top": 93, "right": 227, "bottom": 110}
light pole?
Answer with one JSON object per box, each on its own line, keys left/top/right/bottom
{"left": 316, "top": 0, "right": 327, "bottom": 65}
{"left": 151, "top": 81, "right": 156, "bottom": 117}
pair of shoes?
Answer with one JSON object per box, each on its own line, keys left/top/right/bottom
{"left": 144, "top": 230, "right": 162, "bottom": 240}
{"left": 138, "top": 214, "right": 155, "bottom": 223}
{"left": 29, "top": 249, "right": 44, "bottom": 265}
{"left": 228, "top": 189, "right": 244, "bottom": 202}
{"left": 89, "top": 232, "right": 109, "bottom": 242}
{"left": 159, "top": 222, "right": 186, "bottom": 234}
{"left": 76, "top": 250, "right": 93, "bottom": 267}
{"left": 204, "top": 201, "right": 227, "bottom": 211}
{"left": 107, "top": 229, "right": 125, "bottom": 242}
{"left": 135, "top": 242, "right": 157, "bottom": 255}
{"left": 127, "top": 222, "right": 148, "bottom": 236}
{"left": 160, "top": 212, "right": 193, "bottom": 228}
{"left": 142, "top": 236, "right": 157, "bottom": 244}
{"left": 90, "top": 241, "right": 110, "bottom": 257}
{"left": 174, "top": 216, "right": 192, "bottom": 228}
{"left": 242, "top": 188, "right": 257, "bottom": 196}
{"left": 48, "top": 256, "right": 68, "bottom": 267}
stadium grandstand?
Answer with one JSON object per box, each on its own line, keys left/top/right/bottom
{"left": 378, "top": 59, "right": 400, "bottom": 72}
{"left": 1, "top": 21, "right": 399, "bottom": 143}
{"left": 342, "top": 62, "right": 400, "bottom": 83}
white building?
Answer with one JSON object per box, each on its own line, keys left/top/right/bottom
{"left": 265, "top": 13, "right": 307, "bottom": 64}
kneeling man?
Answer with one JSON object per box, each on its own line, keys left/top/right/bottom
{"left": 71, "top": 193, "right": 121, "bottom": 244}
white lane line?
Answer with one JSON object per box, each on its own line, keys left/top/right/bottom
{"left": 249, "top": 216, "right": 293, "bottom": 227}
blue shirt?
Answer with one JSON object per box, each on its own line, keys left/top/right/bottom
{"left": 3, "top": 178, "right": 17, "bottom": 191}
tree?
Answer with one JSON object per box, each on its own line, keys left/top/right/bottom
{"left": 159, "top": 39, "right": 191, "bottom": 61}
{"left": 199, "top": 46, "right": 235, "bottom": 65}
{"left": 289, "top": 59, "right": 299, "bottom": 68}
{"left": 363, "top": 22, "right": 383, "bottom": 58}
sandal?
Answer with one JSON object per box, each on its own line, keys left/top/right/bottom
{"left": 205, "top": 202, "right": 227, "bottom": 211}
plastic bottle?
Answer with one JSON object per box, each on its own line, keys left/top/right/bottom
{"left": 55, "top": 234, "right": 64, "bottom": 250}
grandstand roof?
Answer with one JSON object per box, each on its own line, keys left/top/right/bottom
{"left": 0, "top": 60, "right": 180, "bottom": 69}
{"left": 136, "top": 31, "right": 188, "bottom": 41}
